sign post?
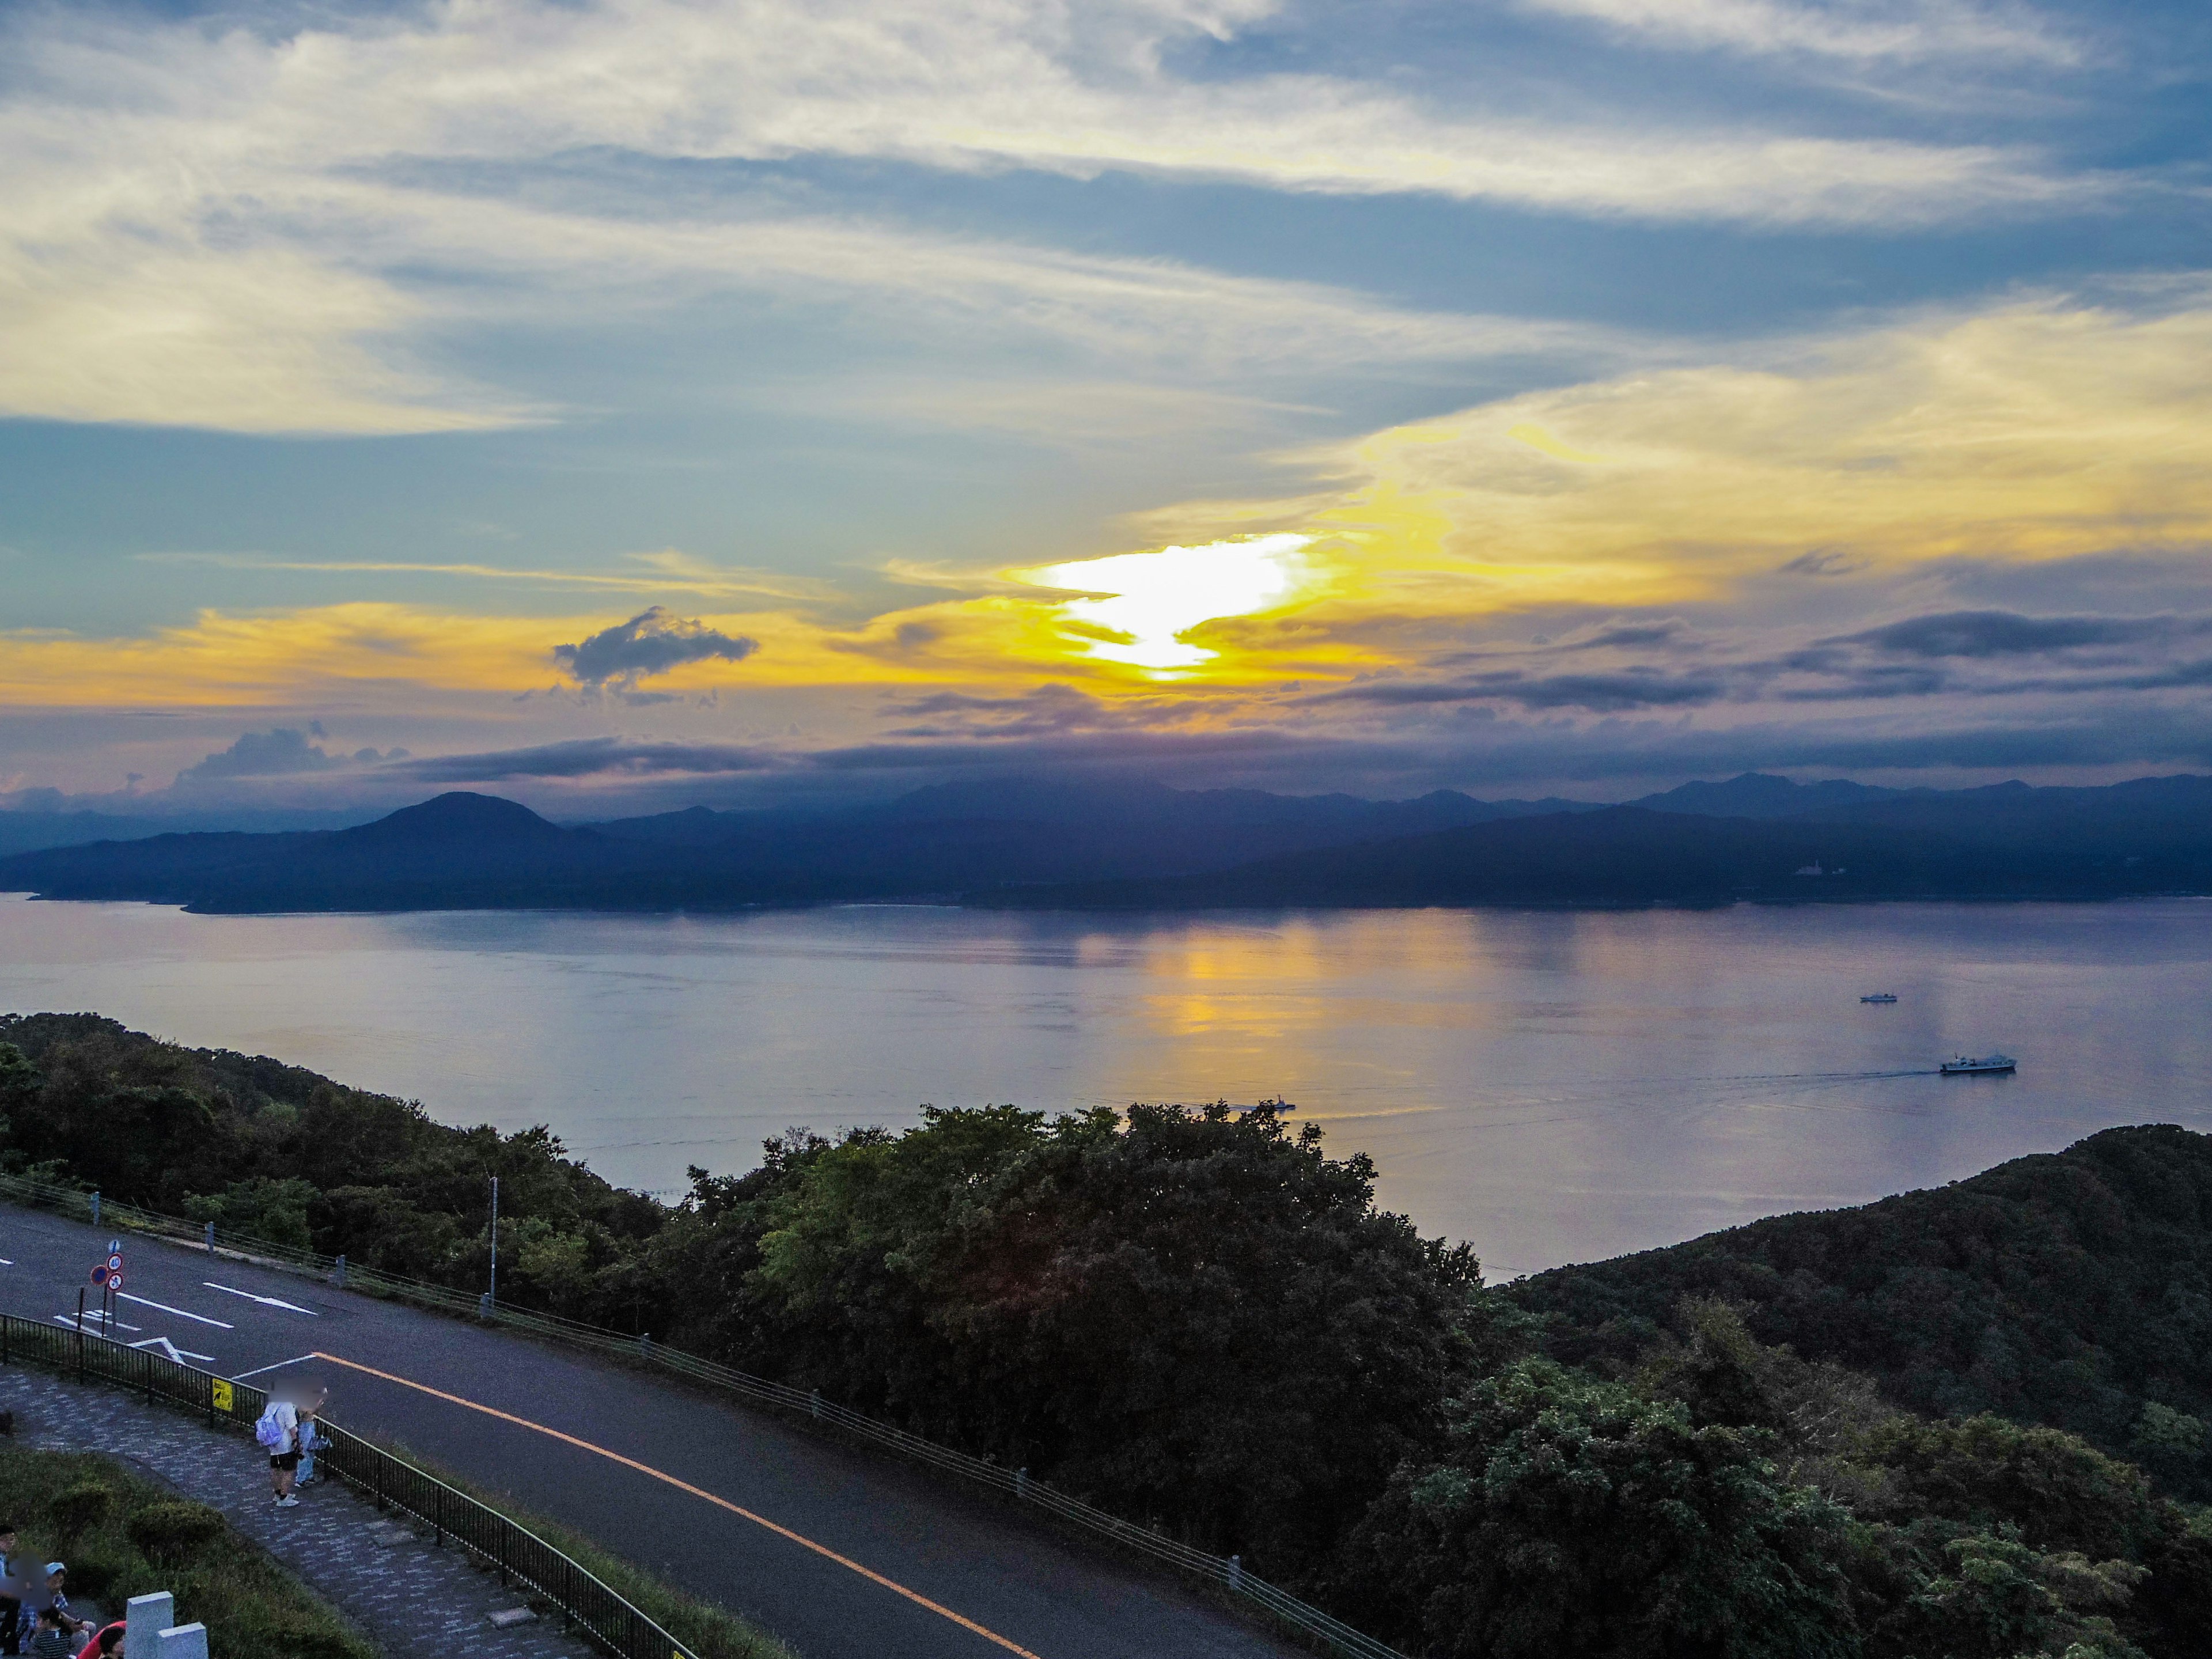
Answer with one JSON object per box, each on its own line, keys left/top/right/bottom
{"left": 487, "top": 1175, "right": 499, "bottom": 1312}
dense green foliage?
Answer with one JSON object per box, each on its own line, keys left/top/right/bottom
{"left": 1332, "top": 1355, "right": 1859, "bottom": 1659}
{"left": 1512, "top": 1125, "right": 2212, "bottom": 1499}
{"left": 9, "top": 1010, "right": 2212, "bottom": 1656}
{"left": 0, "top": 1449, "right": 373, "bottom": 1658}
{"left": 645, "top": 1101, "right": 1482, "bottom": 1569}
{"left": 0, "top": 1012, "right": 664, "bottom": 1316}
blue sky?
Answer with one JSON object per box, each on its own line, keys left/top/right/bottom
{"left": 3, "top": 0, "right": 2210, "bottom": 815}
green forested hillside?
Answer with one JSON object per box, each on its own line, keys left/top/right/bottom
{"left": 3, "top": 1010, "right": 2210, "bottom": 1658}
{"left": 1510, "top": 1126, "right": 2212, "bottom": 1497}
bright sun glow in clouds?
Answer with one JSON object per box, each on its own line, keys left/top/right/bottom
{"left": 1017, "top": 535, "right": 1313, "bottom": 671}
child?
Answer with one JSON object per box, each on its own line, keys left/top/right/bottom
{"left": 22, "top": 1608, "right": 71, "bottom": 1659}
{"left": 34, "top": 1569, "right": 83, "bottom": 1645}
{"left": 297, "top": 1408, "right": 324, "bottom": 1487}
{"left": 71, "top": 1625, "right": 122, "bottom": 1659}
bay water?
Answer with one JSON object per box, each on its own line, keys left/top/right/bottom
{"left": 2, "top": 892, "right": 2207, "bottom": 1277}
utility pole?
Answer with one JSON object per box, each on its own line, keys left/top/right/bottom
{"left": 487, "top": 1175, "right": 499, "bottom": 1309}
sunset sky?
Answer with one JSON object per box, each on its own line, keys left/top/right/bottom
{"left": 5, "top": 0, "right": 2211, "bottom": 816}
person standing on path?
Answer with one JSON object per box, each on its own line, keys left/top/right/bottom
{"left": 257, "top": 1395, "right": 302, "bottom": 1507}
{"left": 295, "top": 1387, "right": 329, "bottom": 1487}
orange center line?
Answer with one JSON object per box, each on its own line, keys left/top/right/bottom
{"left": 305, "top": 1351, "right": 1046, "bottom": 1659}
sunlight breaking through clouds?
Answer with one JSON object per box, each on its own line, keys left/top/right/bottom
{"left": 1017, "top": 536, "right": 1314, "bottom": 671}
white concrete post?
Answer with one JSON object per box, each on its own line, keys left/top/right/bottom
{"left": 153, "top": 1624, "right": 209, "bottom": 1658}
{"left": 123, "top": 1594, "right": 174, "bottom": 1659}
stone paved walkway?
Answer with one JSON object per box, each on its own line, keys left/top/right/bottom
{"left": 0, "top": 1368, "right": 602, "bottom": 1659}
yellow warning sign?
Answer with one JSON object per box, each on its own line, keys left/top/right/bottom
{"left": 210, "top": 1379, "right": 234, "bottom": 1414}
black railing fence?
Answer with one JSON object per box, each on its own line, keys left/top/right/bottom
{"left": 0, "top": 1168, "right": 1409, "bottom": 1659}
{"left": 0, "top": 1309, "right": 696, "bottom": 1659}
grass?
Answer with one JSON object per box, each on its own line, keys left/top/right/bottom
{"left": 362, "top": 1435, "right": 802, "bottom": 1659}
{"left": 0, "top": 1446, "right": 374, "bottom": 1659}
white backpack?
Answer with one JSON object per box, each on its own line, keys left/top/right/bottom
{"left": 253, "top": 1407, "right": 289, "bottom": 1450}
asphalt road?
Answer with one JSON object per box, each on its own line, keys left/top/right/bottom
{"left": 0, "top": 1203, "right": 1298, "bottom": 1659}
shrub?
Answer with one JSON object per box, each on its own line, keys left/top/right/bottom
{"left": 47, "top": 1482, "right": 112, "bottom": 1544}
{"left": 125, "top": 1501, "right": 225, "bottom": 1566}
{"left": 59, "top": 1552, "right": 119, "bottom": 1600}
{"left": 1331, "top": 1358, "right": 1858, "bottom": 1659}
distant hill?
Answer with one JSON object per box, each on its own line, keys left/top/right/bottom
{"left": 6, "top": 773, "right": 2210, "bottom": 913}
{"left": 0, "top": 804, "right": 376, "bottom": 858}
{"left": 1001, "top": 776, "right": 2212, "bottom": 908}
{"left": 1629, "top": 771, "right": 1904, "bottom": 818}
{"left": 0, "top": 781, "right": 1571, "bottom": 912}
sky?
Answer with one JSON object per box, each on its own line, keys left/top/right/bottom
{"left": 3, "top": 0, "right": 2211, "bottom": 819}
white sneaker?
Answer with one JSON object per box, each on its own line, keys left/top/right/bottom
{"left": 276, "top": 1495, "right": 300, "bottom": 1508}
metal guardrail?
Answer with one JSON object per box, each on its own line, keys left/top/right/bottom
{"left": 0, "top": 1169, "right": 1409, "bottom": 1659}
{"left": 0, "top": 1310, "right": 695, "bottom": 1659}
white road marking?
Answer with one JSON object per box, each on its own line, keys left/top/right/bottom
{"left": 64, "top": 1309, "right": 142, "bottom": 1332}
{"left": 0, "top": 1258, "right": 13, "bottom": 1266}
{"left": 230, "top": 1353, "right": 318, "bottom": 1381}
{"left": 117, "top": 1293, "right": 234, "bottom": 1329}
{"left": 52, "top": 1313, "right": 141, "bottom": 1333}
{"left": 203, "top": 1283, "right": 317, "bottom": 1316}
{"left": 128, "top": 1336, "right": 214, "bottom": 1364}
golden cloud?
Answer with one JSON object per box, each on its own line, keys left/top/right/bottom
{"left": 13, "top": 287, "right": 2212, "bottom": 717}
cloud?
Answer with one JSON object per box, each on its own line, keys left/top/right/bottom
{"left": 1180, "top": 284, "right": 2212, "bottom": 632}
{"left": 1778, "top": 549, "right": 1868, "bottom": 578}
{"left": 1562, "top": 620, "right": 1691, "bottom": 652}
{"left": 0, "top": 0, "right": 2108, "bottom": 431}
{"left": 1838, "top": 608, "right": 2188, "bottom": 658}
{"left": 175, "top": 728, "right": 343, "bottom": 783}
{"left": 880, "top": 682, "right": 1209, "bottom": 737}
{"left": 554, "top": 608, "right": 759, "bottom": 690}
{"left": 392, "top": 738, "right": 781, "bottom": 782}
{"left": 1519, "top": 0, "right": 2083, "bottom": 66}
{"left": 1319, "top": 669, "right": 1729, "bottom": 712}
{"left": 171, "top": 726, "right": 413, "bottom": 786}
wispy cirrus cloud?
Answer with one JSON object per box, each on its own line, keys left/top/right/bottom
{"left": 0, "top": 0, "right": 2111, "bottom": 435}
{"left": 1519, "top": 0, "right": 2084, "bottom": 66}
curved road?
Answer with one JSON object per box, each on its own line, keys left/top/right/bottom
{"left": 0, "top": 1204, "right": 1298, "bottom": 1659}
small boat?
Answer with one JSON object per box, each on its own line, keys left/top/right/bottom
{"left": 1941, "top": 1054, "right": 2016, "bottom": 1075}
{"left": 1860, "top": 993, "right": 1898, "bottom": 1004}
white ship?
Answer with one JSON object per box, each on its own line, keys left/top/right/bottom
{"left": 1941, "top": 1053, "right": 2016, "bottom": 1075}
{"left": 1860, "top": 993, "right": 1898, "bottom": 1004}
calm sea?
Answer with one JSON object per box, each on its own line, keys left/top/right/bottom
{"left": 2, "top": 892, "right": 2207, "bottom": 1277}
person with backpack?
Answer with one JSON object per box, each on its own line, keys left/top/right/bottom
{"left": 71, "top": 1622, "right": 122, "bottom": 1659}
{"left": 256, "top": 1395, "right": 302, "bottom": 1507}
